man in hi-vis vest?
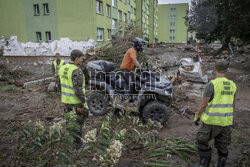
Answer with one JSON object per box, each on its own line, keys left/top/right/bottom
{"left": 59, "top": 49, "right": 89, "bottom": 149}
{"left": 191, "top": 60, "right": 237, "bottom": 167}
{"left": 52, "top": 53, "right": 65, "bottom": 91}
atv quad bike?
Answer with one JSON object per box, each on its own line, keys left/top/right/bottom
{"left": 86, "top": 60, "right": 173, "bottom": 124}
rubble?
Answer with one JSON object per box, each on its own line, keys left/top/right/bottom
{"left": 209, "top": 41, "right": 223, "bottom": 51}
{"left": 2, "top": 36, "right": 96, "bottom": 56}
{"left": 47, "top": 82, "right": 56, "bottom": 91}
{"left": 238, "top": 74, "right": 250, "bottom": 83}
{"left": 178, "top": 58, "right": 208, "bottom": 83}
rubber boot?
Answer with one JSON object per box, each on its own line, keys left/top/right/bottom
{"left": 214, "top": 152, "right": 228, "bottom": 167}
{"left": 189, "top": 149, "right": 211, "bottom": 167}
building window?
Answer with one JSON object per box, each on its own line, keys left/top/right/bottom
{"left": 170, "top": 29, "right": 172, "bottom": 33}
{"left": 145, "top": 4, "right": 149, "bottom": 10}
{"left": 34, "top": 4, "right": 40, "bottom": 16}
{"left": 134, "top": 8, "right": 136, "bottom": 15}
{"left": 145, "top": 14, "right": 148, "bottom": 20}
{"left": 36, "top": 32, "right": 42, "bottom": 42}
{"left": 96, "top": 0, "right": 103, "bottom": 14}
{"left": 124, "top": 13, "right": 127, "bottom": 22}
{"left": 43, "top": 3, "right": 49, "bottom": 15}
{"left": 112, "top": 0, "right": 117, "bottom": 8}
{"left": 173, "top": 29, "right": 175, "bottom": 33}
{"left": 107, "top": 29, "right": 111, "bottom": 40}
{"left": 118, "top": 10, "right": 122, "bottom": 21}
{"left": 97, "top": 28, "right": 104, "bottom": 41}
{"left": 128, "top": 0, "right": 130, "bottom": 4}
{"left": 128, "top": 11, "right": 130, "bottom": 21}
{"left": 173, "top": 22, "right": 175, "bottom": 26}
{"left": 173, "top": 36, "right": 175, "bottom": 40}
{"left": 112, "top": 19, "right": 117, "bottom": 29}
{"left": 106, "top": 5, "right": 111, "bottom": 17}
{"left": 170, "top": 36, "right": 172, "bottom": 40}
{"left": 45, "top": 31, "right": 51, "bottom": 41}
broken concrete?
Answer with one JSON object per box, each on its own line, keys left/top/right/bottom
{"left": 2, "top": 36, "right": 97, "bottom": 56}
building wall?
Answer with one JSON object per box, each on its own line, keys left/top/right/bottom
{"left": 136, "top": 0, "right": 150, "bottom": 39}
{"left": 149, "top": 0, "right": 158, "bottom": 44}
{"left": 176, "top": 3, "right": 188, "bottom": 43}
{"left": 157, "top": 3, "right": 188, "bottom": 43}
{"left": 56, "top": 0, "right": 95, "bottom": 41}
{"left": 0, "top": 0, "right": 157, "bottom": 43}
{"left": 0, "top": 0, "right": 27, "bottom": 41}
{"left": 95, "top": 0, "right": 112, "bottom": 42}
{"left": 24, "top": 0, "right": 58, "bottom": 42}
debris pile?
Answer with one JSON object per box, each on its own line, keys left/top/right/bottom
{"left": 1, "top": 36, "right": 96, "bottom": 56}
{"left": 0, "top": 64, "right": 30, "bottom": 84}
{"left": 178, "top": 58, "right": 208, "bottom": 83}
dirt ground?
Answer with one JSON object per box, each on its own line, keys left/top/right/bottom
{"left": 0, "top": 47, "right": 250, "bottom": 167}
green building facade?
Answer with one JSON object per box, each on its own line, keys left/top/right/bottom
{"left": 149, "top": 0, "right": 158, "bottom": 43}
{"left": 0, "top": 0, "right": 158, "bottom": 43}
{"left": 157, "top": 3, "right": 188, "bottom": 44}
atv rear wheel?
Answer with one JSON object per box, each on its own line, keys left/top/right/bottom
{"left": 87, "top": 91, "right": 108, "bottom": 116}
{"left": 142, "top": 101, "right": 169, "bottom": 124}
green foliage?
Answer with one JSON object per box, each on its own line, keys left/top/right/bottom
{"left": 8, "top": 109, "right": 197, "bottom": 166}
{"left": 186, "top": 0, "right": 250, "bottom": 45}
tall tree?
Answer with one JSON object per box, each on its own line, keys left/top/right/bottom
{"left": 186, "top": 0, "right": 250, "bottom": 45}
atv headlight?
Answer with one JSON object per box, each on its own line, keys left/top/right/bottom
{"left": 165, "top": 90, "right": 170, "bottom": 96}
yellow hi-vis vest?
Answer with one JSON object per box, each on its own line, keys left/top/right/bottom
{"left": 53, "top": 60, "right": 65, "bottom": 73}
{"left": 59, "top": 63, "right": 88, "bottom": 108}
{"left": 201, "top": 77, "right": 236, "bottom": 126}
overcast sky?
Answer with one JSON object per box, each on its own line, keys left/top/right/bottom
{"left": 158, "top": 0, "right": 191, "bottom": 5}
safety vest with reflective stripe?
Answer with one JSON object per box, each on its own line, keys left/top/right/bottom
{"left": 201, "top": 77, "right": 236, "bottom": 126}
{"left": 53, "top": 60, "right": 65, "bottom": 73}
{"left": 59, "top": 63, "right": 88, "bottom": 108}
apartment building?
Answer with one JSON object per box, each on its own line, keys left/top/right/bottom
{"left": 149, "top": 0, "right": 158, "bottom": 43}
{"left": 0, "top": 0, "right": 157, "bottom": 43}
{"left": 157, "top": 3, "right": 188, "bottom": 43}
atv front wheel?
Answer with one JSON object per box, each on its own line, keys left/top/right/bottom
{"left": 87, "top": 91, "right": 108, "bottom": 116}
{"left": 142, "top": 101, "right": 169, "bottom": 124}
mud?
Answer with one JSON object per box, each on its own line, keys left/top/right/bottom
{"left": 0, "top": 48, "right": 250, "bottom": 166}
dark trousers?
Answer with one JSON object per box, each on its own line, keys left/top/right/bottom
{"left": 54, "top": 75, "right": 61, "bottom": 92}
{"left": 196, "top": 123, "right": 232, "bottom": 155}
{"left": 64, "top": 104, "right": 85, "bottom": 145}
{"left": 120, "top": 69, "right": 135, "bottom": 99}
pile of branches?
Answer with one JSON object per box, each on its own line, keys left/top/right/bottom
{"left": 96, "top": 24, "right": 147, "bottom": 66}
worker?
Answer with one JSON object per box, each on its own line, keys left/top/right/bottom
{"left": 59, "top": 49, "right": 89, "bottom": 149}
{"left": 120, "top": 37, "right": 145, "bottom": 72}
{"left": 191, "top": 60, "right": 237, "bottom": 167}
{"left": 52, "top": 53, "right": 65, "bottom": 91}
{"left": 120, "top": 37, "right": 146, "bottom": 101}
{"left": 80, "top": 48, "right": 96, "bottom": 85}
{"left": 52, "top": 53, "right": 65, "bottom": 74}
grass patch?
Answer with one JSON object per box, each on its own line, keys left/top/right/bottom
{"left": 0, "top": 84, "right": 15, "bottom": 92}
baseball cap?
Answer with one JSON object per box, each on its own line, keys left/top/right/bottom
{"left": 215, "top": 60, "right": 229, "bottom": 71}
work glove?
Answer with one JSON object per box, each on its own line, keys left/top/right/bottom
{"left": 194, "top": 113, "right": 200, "bottom": 126}
{"left": 77, "top": 107, "right": 89, "bottom": 118}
